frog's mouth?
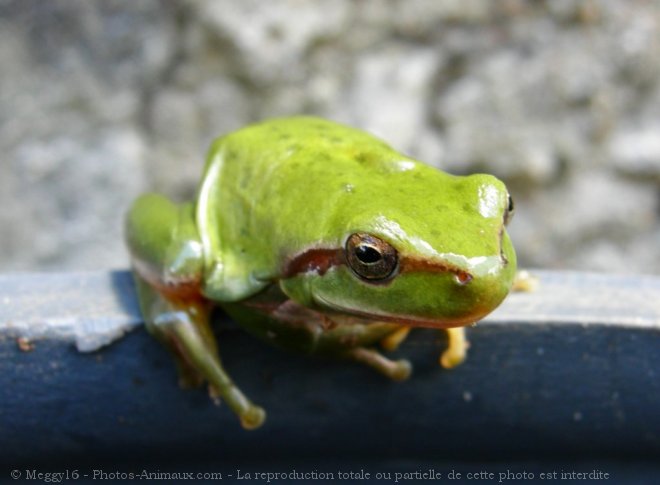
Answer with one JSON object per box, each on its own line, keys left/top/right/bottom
{"left": 312, "top": 294, "right": 493, "bottom": 329}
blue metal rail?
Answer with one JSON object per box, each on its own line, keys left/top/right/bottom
{"left": 1, "top": 270, "right": 659, "bottom": 481}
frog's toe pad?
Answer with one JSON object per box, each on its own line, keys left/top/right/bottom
{"left": 240, "top": 406, "right": 266, "bottom": 430}
{"left": 391, "top": 359, "right": 412, "bottom": 381}
{"left": 439, "top": 350, "right": 465, "bottom": 369}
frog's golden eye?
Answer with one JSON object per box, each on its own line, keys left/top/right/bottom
{"left": 345, "top": 233, "right": 398, "bottom": 281}
{"left": 504, "top": 193, "right": 515, "bottom": 225}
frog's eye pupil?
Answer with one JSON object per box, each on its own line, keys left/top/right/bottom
{"left": 356, "top": 245, "right": 382, "bottom": 264}
{"left": 508, "top": 195, "right": 514, "bottom": 213}
{"left": 346, "top": 233, "right": 398, "bottom": 281}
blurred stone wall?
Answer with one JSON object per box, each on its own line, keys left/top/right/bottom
{"left": 0, "top": 0, "right": 658, "bottom": 273}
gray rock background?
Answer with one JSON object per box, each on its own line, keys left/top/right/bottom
{"left": 1, "top": 0, "right": 659, "bottom": 274}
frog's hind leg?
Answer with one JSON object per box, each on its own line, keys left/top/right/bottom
{"left": 127, "top": 194, "right": 265, "bottom": 429}
{"left": 136, "top": 279, "right": 265, "bottom": 429}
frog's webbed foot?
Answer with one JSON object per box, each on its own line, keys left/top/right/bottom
{"left": 345, "top": 347, "right": 412, "bottom": 381}
{"left": 440, "top": 327, "right": 469, "bottom": 369}
{"left": 136, "top": 278, "right": 265, "bottom": 430}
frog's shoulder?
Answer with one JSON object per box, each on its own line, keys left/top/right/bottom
{"left": 195, "top": 145, "right": 272, "bottom": 302}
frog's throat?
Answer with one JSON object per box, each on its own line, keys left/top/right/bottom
{"left": 282, "top": 247, "right": 474, "bottom": 284}
{"left": 242, "top": 293, "right": 484, "bottom": 330}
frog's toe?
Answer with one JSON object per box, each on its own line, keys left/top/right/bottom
{"left": 346, "top": 347, "right": 412, "bottom": 381}
{"left": 380, "top": 326, "right": 411, "bottom": 352}
{"left": 390, "top": 359, "right": 412, "bottom": 381}
{"left": 439, "top": 349, "right": 465, "bottom": 369}
{"left": 240, "top": 405, "right": 266, "bottom": 430}
{"left": 438, "top": 327, "right": 469, "bottom": 369}
{"left": 512, "top": 270, "right": 539, "bottom": 292}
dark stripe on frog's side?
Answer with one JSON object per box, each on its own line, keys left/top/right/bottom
{"left": 282, "top": 247, "right": 473, "bottom": 283}
{"left": 281, "top": 248, "right": 346, "bottom": 278}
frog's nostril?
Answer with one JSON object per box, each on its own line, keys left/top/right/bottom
{"left": 455, "top": 272, "right": 472, "bottom": 285}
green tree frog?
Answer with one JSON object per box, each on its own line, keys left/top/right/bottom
{"left": 125, "top": 117, "right": 516, "bottom": 429}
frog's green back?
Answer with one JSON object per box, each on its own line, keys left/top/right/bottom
{"left": 196, "top": 117, "right": 507, "bottom": 301}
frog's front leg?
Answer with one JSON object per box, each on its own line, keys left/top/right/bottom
{"left": 380, "top": 324, "right": 468, "bottom": 370}
{"left": 314, "top": 322, "right": 412, "bottom": 381}
{"left": 324, "top": 323, "right": 466, "bottom": 377}
{"left": 319, "top": 318, "right": 467, "bottom": 376}
{"left": 126, "top": 194, "right": 265, "bottom": 429}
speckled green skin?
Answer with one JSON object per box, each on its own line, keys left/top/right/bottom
{"left": 125, "top": 116, "right": 516, "bottom": 428}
